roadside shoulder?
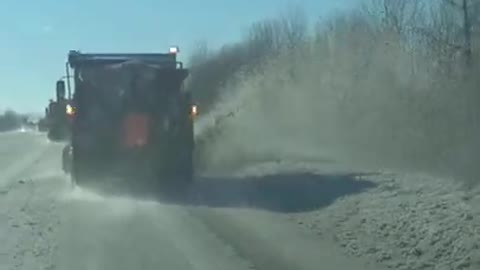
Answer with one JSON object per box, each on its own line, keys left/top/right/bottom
{"left": 192, "top": 206, "right": 385, "bottom": 270}
{"left": 292, "top": 170, "right": 480, "bottom": 270}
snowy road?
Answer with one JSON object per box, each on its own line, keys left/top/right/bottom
{"left": 0, "top": 131, "right": 384, "bottom": 270}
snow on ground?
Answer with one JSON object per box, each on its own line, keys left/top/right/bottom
{"left": 0, "top": 175, "right": 61, "bottom": 270}
{"left": 0, "top": 136, "right": 64, "bottom": 270}
{"left": 290, "top": 168, "right": 480, "bottom": 270}
{"left": 3, "top": 132, "right": 480, "bottom": 270}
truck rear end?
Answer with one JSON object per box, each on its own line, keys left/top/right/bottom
{"left": 65, "top": 49, "right": 195, "bottom": 191}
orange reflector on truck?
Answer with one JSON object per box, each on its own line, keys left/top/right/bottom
{"left": 123, "top": 113, "right": 149, "bottom": 147}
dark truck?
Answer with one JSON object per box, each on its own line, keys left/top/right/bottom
{"left": 61, "top": 49, "right": 196, "bottom": 190}
{"left": 46, "top": 80, "right": 72, "bottom": 141}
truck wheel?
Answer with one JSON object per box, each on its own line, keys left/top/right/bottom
{"left": 175, "top": 150, "right": 194, "bottom": 187}
{"left": 71, "top": 160, "right": 92, "bottom": 189}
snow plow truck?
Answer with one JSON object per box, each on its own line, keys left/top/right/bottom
{"left": 46, "top": 80, "right": 72, "bottom": 141}
{"left": 61, "top": 48, "right": 197, "bottom": 191}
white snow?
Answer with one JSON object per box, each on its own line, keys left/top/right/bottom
{"left": 291, "top": 170, "right": 480, "bottom": 270}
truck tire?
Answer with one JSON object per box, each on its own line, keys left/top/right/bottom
{"left": 71, "top": 164, "right": 93, "bottom": 189}
{"left": 174, "top": 147, "right": 194, "bottom": 188}
{"left": 71, "top": 150, "right": 94, "bottom": 188}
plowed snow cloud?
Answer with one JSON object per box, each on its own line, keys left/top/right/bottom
{"left": 192, "top": 5, "right": 480, "bottom": 185}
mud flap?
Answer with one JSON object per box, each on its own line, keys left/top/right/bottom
{"left": 60, "top": 145, "right": 75, "bottom": 188}
{"left": 62, "top": 145, "right": 72, "bottom": 174}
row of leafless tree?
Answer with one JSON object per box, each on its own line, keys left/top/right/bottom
{"left": 187, "top": 0, "right": 480, "bottom": 184}
{"left": 187, "top": 0, "right": 480, "bottom": 110}
{"left": 0, "top": 110, "right": 24, "bottom": 132}
{"left": 365, "top": 0, "right": 480, "bottom": 71}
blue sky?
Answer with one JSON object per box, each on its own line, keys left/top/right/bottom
{"left": 0, "top": 0, "right": 360, "bottom": 113}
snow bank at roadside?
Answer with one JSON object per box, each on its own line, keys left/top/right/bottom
{"left": 292, "top": 171, "right": 480, "bottom": 270}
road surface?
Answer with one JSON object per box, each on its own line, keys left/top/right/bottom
{"left": 0, "top": 131, "right": 385, "bottom": 270}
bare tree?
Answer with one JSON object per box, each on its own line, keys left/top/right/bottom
{"left": 362, "top": 0, "right": 425, "bottom": 37}
{"left": 278, "top": 5, "right": 308, "bottom": 50}
{"left": 248, "top": 4, "right": 307, "bottom": 56}
{"left": 442, "top": 0, "right": 480, "bottom": 66}
{"left": 188, "top": 40, "right": 209, "bottom": 67}
{"left": 248, "top": 19, "right": 282, "bottom": 58}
